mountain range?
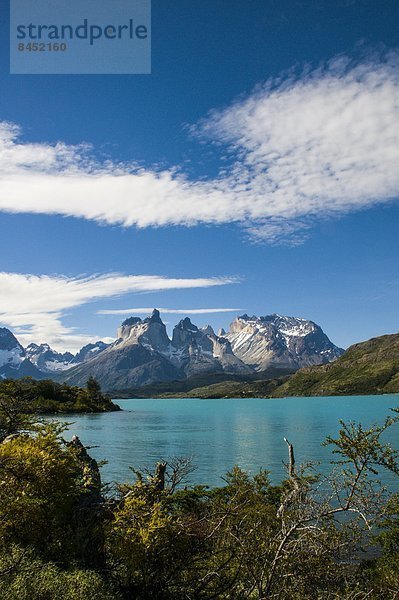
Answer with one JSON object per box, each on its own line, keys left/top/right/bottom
{"left": 151, "top": 333, "right": 399, "bottom": 399}
{"left": 0, "top": 310, "right": 343, "bottom": 390}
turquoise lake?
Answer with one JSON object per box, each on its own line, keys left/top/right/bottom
{"left": 60, "top": 395, "right": 399, "bottom": 488}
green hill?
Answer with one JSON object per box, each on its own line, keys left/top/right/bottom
{"left": 159, "top": 377, "right": 288, "bottom": 399}
{"left": 272, "top": 333, "right": 399, "bottom": 397}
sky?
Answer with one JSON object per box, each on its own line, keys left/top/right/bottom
{"left": 0, "top": 0, "right": 398, "bottom": 352}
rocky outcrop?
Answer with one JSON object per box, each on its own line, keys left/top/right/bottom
{"left": 117, "top": 309, "right": 170, "bottom": 352}
{"left": 169, "top": 317, "right": 253, "bottom": 377}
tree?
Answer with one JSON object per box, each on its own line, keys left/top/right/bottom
{"left": 86, "top": 377, "right": 102, "bottom": 399}
{"left": 232, "top": 412, "right": 399, "bottom": 598}
{"left": 0, "top": 380, "right": 36, "bottom": 442}
{"left": 0, "top": 424, "right": 82, "bottom": 557}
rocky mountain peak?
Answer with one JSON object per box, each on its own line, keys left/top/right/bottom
{"left": 172, "top": 317, "right": 204, "bottom": 349}
{"left": 71, "top": 341, "right": 109, "bottom": 364}
{"left": 177, "top": 317, "right": 199, "bottom": 331}
{"left": 168, "top": 315, "right": 251, "bottom": 377}
{"left": 144, "top": 308, "right": 163, "bottom": 324}
{"left": 26, "top": 342, "right": 51, "bottom": 354}
{"left": 25, "top": 342, "right": 74, "bottom": 372}
{"left": 0, "top": 327, "right": 27, "bottom": 375}
{"left": 117, "top": 318, "right": 143, "bottom": 341}
{"left": 117, "top": 309, "right": 170, "bottom": 351}
{"left": 0, "top": 327, "right": 24, "bottom": 353}
{"left": 121, "top": 316, "right": 142, "bottom": 327}
{"left": 201, "top": 325, "right": 215, "bottom": 336}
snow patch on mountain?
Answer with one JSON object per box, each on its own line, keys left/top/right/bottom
{"left": 25, "top": 343, "right": 74, "bottom": 373}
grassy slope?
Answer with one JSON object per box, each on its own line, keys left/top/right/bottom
{"left": 272, "top": 334, "right": 399, "bottom": 397}
{"left": 159, "top": 377, "right": 289, "bottom": 399}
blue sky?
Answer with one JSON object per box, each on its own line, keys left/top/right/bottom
{"left": 0, "top": 0, "right": 398, "bottom": 351}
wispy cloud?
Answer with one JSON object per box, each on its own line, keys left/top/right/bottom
{"left": 98, "top": 307, "right": 244, "bottom": 316}
{"left": 0, "top": 272, "right": 236, "bottom": 351}
{"left": 0, "top": 51, "right": 398, "bottom": 243}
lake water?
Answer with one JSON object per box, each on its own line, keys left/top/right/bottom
{"left": 59, "top": 395, "right": 399, "bottom": 488}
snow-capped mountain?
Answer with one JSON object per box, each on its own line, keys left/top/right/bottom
{"left": 25, "top": 343, "right": 74, "bottom": 372}
{"left": 226, "top": 314, "right": 344, "bottom": 371}
{"left": 61, "top": 310, "right": 253, "bottom": 389}
{"left": 0, "top": 327, "right": 25, "bottom": 368}
{"left": 0, "top": 328, "right": 109, "bottom": 379}
{"left": 70, "top": 341, "right": 109, "bottom": 364}
{"left": 0, "top": 328, "right": 44, "bottom": 379}
{"left": 113, "top": 309, "right": 249, "bottom": 376}
{"left": 0, "top": 327, "right": 26, "bottom": 378}
{"left": 0, "top": 310, "right": 343, "bottom": 389}
{"left": 25, "top": 340, "right": 110, "bottom": 373}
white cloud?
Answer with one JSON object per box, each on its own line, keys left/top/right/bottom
{"left": 0, "top": 272, "right": 236, "bottom": 351}
{"left": 97, "top": 307, "right": 244, "bottom": 315}
{"left": 0, "top": 52, "right": 398, "bottom": 242}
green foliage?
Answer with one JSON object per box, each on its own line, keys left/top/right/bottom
{"left": 108, "top": 487, "right": 181, "bottom": 596}
{"left": 0, "top": 380, "right": 37, "bottom": 441}
{"left": 365, "top": 491, "right": 399, "bottom": 597}
{"left": 0, "top": 424, "right": 84, "bottom": 556}
{"left": 378, "top": 493, "right": 399, "bottom": 555}
{"left": 1, "top": 398, "right": 399, "bottom": 599}
{"left": 87, "top": 376, "right": 102, "bottom": 398}
{"left": 326, "top": 419, "right": 399, "bottom": 477}
{"left": 0, "top": 546, "right": 119, "bottom": 600}
{"left": 0, "top": 377, "right": 120, "bottom": 415}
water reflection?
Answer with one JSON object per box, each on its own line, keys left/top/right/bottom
{"left": 56, "top": 396, "right": 399, "bottom": 488}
